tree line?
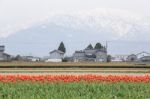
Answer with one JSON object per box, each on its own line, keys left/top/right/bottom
{"left": 58, "top": 42, "right": 105, "bottom": 53}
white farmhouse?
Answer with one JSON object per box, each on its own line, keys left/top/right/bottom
{"left": 46, "top": 50, "right": 65, "bottom": 62}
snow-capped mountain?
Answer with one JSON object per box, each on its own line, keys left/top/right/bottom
{"left": 1, "top": 8, "right": 150, "bottom": 56}
{"left": 46, "top": 8, "right": 150, "bottom": 41}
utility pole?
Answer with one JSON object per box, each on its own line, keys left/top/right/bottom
{"left": 106, "top": 41, "right": 112, "bottom": 53}
{"left": 106, "top": 41, "right": 110, "bottom": 54}
{"left": 106, "top": 41, "right": 108, "bottom": 52}
{"left": 105, "top": 41, "right": 112, "bottom": 62}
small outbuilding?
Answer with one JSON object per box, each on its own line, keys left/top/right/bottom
{"left": 0, "top": 46, "right": 11, "bottom": 61}
{"left": 45, "top": 50, "right": 65, "bottom": 62}
{"left": 22, "top": 56, "right": 40, "bottom": 62}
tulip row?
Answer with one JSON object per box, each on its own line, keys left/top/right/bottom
{"left": 0, "top": 75, "right": 150, "bottom": 83}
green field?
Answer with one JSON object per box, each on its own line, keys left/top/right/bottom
{"left": 0, "top": 82, "right": 150, "bottom": 99}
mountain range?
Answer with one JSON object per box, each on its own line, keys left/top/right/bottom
{"left": 1, "top": 9, "right": 150, "bottom": 56}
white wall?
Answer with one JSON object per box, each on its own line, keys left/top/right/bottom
{"left": 50, "top": 52, "right": 64, "bottom": 59}
{"left": 45, "top": 59, "right": 62, "bottom": 62}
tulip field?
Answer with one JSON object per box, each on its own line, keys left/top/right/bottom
{"left": 0, "top": 75, "right": 150, "bottom": 99}
{"left": 1, "top": 75, "right": 150, "bottom": 83}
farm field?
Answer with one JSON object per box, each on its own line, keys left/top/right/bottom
{"left": 0, "top": 61, "right": 150, "bottom": 67}
{"left": 0, "top": 68, "right": 150, "bottom": 73}
{"left": 0, "top": 75, "right": 150, "bottom": 99}
{"left": 0, "top": 61, "right": 150, "bottom": 73}
{"left": 0, "top": 82, "right": 150, "bottom": 99}
{"left": 0, "top": 62, "right": 150, "bottom": 99}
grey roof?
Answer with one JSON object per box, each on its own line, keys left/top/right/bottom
{"left": 50, "top": 50, "right": 64, "bottom": 54}
{"left": 75, "top": 51, "right": 85, "bottom": 53}
{"left": 128, "top": 54, "right": 137, "bottom": 57}
{"left": 136, "top": 51, "right": 150, "bottom": 56}
{"left": 0, "top": 45, "right": 5, "bottom": 47}
{"left": 23, "top": 56, "right": 40, "bottom": 59}
{"left": 85, "top": 54, "right": 96, "bottom": 58}
{"left": 3, "top": 53, "right": 11, "bottom": 57}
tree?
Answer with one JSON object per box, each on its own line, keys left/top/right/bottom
{"left": 86, "top": 44, "right": 93, "bottom": 49}
{"left": 14, "top": 55, "right": 22, "bottom": 61}
{"left": 94, "top": 43, "right": 103, "bottom": 49}
{"left": 107, "top": 55, "right": 112, "bottom": 62}
{"left": 58, "top": 42, "right": 66, "bottom": 53}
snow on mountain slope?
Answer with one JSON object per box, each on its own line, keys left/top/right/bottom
{"left": 1, "top": 8, "right": 150, "bottom": 41}
{"left": 39, "top": 8, "right": 150, "bottom": 41}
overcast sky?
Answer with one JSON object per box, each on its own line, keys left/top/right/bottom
{"left": 0, "top": 0, "right": 150, "bottom": 38}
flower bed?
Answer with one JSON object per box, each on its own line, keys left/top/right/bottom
{"left": 0, "top": 75, "right": 150, "bottom": 98}
{"left": 0, "top": 75, "right": 150, "bottom": 83}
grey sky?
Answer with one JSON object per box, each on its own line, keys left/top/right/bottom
{"left": 0, "top": 0, "right": 150, "bottom": 37}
